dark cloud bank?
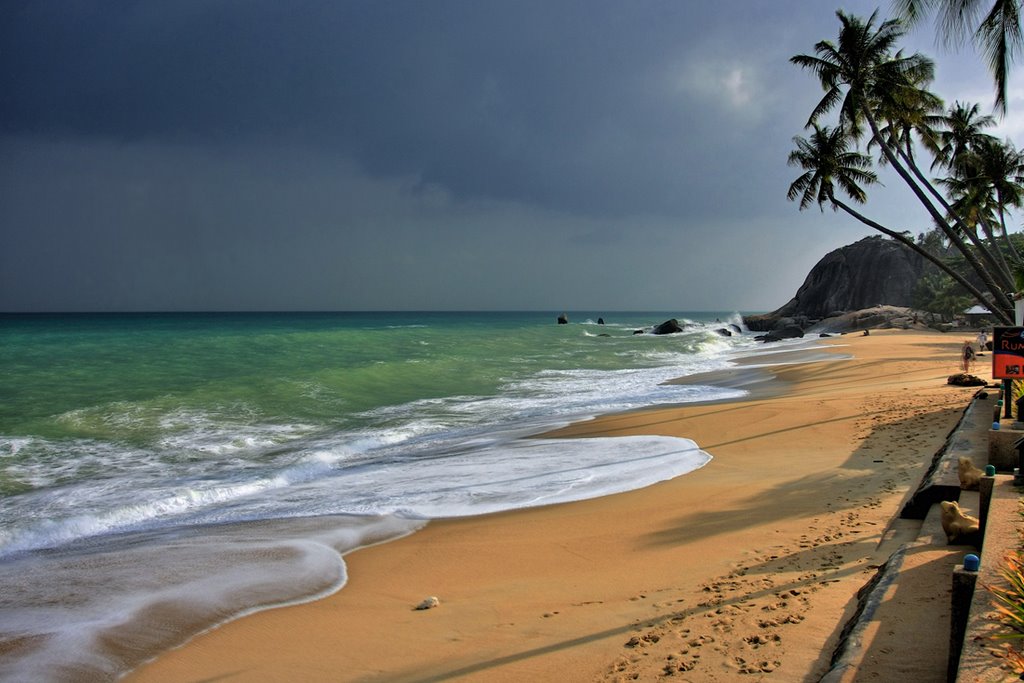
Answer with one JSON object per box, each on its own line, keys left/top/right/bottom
{"left": 0, "top": 1, "right": 973, "bottom": 311}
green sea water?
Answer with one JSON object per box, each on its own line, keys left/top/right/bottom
{"left": 0, "top": 310, "right": 762, "bottom": 681}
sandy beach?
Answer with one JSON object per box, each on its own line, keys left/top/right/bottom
{"left": 127, "top": 330, "right": 986, "bottom": 682}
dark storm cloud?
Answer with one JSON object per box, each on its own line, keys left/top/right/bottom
{"left": 1, "top": 1, "right": 1009, "bottom": 312}
{"left": 1, "top": 0, "right": 809, "bottom": 218}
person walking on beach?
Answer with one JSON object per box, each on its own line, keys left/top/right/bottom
{"left": 977, "top": 330, "right": 989, "bottom": 353}
{"left": 962, "top": 341, "right": 976, "bottom": 372}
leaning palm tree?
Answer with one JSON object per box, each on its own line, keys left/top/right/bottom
{"left": 976, "top": 137, "right": 1024, "bottom": 260}
{"left": 792, "top": 10, "right": 1016, "bottom": 322}
{"left": 930, "top": 101, "right": 1020, "bottom": 280}
{"left": 788, "top": 123, "right": 998, "bottom": 312}
{"left": 894, "top": 0, "right": 1022, "bottom": 114}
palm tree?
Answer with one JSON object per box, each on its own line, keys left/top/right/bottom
{"left": 931, "top": 102, "right": 1020, "bottom": 279}
{"left": 975, "top": 137, "right": 1024, "bottom": 259}
{"left": 939, "top": 136, "right": 1024, "bottom": 259}
{"left": 787, "top": 125, "right": 877, "bottom": 209}
{"left": 792, "top": 10, "right": 1016, "bottom": 322}
{"left": 788, "top": 123, "right": 998, "bottom": 311}
{"left": 794, "top": 11, "right": 934, "bottom": 140}
{"left": 930, "top": 101, "right": 998, "bottom": 172}
{"left": 894, "top": 0, "right": 1022, "bottom": 114}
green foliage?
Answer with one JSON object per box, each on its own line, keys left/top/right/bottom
{"left": 913, "top": 271, "right": 972, "bottom": 318}
{"left": 992, "top": 553, "right": 1024, "bottom": 639}
{"left": 986, "top": 504, "right": 1024, "bottom": 674}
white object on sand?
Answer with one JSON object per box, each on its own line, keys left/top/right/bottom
{"left": 415, "top": 596, "right": 440, "bottom": 610}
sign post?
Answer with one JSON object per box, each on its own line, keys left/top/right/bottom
{"left": 993, "top": 327, "right": 1024, "bottom": 420}
{"left": 992, "top": 327, "right": 1024, "bottom": 378}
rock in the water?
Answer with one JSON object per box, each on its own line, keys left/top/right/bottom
{"left": 715, "top": 328, "right": 732, "bottom": 337}
{"left": 755, "top": 324, "right": 805, "bottom": 343}
{"left": 415, "top": 596, "right": 440, "bottom": 610}
{"left": 557, "top": 314, "right": 568, "bottom": 324}
{"left": 651, "top": 319, "right": 684, "bottom": 335}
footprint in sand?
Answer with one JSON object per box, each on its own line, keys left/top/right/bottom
{"left": 761, "top": 600, "right": 788, "bottom": 612}
{"left": 687, "top": 634, "right": 715, "bottom": 648}
{"left": 711, "top": 617, "right": 734, "bottom": 633}
{"left": 734, "top": 656, "right": 781, "bottom": 674}
{"left": 743, "top": 633, "right": 782, "bottom": 648}
{"left": 624, "top": 633, "right": 660, "bottom": 648}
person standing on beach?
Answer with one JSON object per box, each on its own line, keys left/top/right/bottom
{"left": 976, "top": 330, "right": 988, "bottom": 353}
{"left": 962, "top": 341, "right": 976, "bottom": 372}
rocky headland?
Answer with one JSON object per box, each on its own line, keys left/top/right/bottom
{"left": 745, "top": 236, "right": 942, "bottom": 337}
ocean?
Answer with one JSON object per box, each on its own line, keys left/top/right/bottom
{"left": 0, "top": 311, "right": 770, "bottom": 681}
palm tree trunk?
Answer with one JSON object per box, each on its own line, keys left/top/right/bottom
{"left": 979, "top": 213, "right": 1015, "bottom": 278}
{"left": 864, "top": 110, "right": 1017, "bottom": 315}
{"left": 901, "top": 139, "right": 1011, "bottom": 290}
{"left": 997, "top": 205, "right": 1024, "bottom": 263}
{"left": 830, "top": 194, "right": 1014, "bottom": 324}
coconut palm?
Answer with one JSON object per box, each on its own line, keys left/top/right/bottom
{"left": 911, "top": 100, "right": 1022, "bottom": 287}
{"left": 974, "top": 137, "right": 1024, "bottom": 260}
{"left": 793, "top": 10, "right": 935, "bottom": 140}
{"left": 792, "top": 10, "right": 1016, "bottom": 322}
{"left": 787, "top": 125, "right": 877, "bottom": 209}
{"left": 939, "top": 136, "right": 1024, "bottom": 249}
{"left": 931, "top": 101, "right": 998, "bottom": 172}
{"left": 788, "top": 123, "right": 999, "bottom": 312}
{"left": 894, "top": 0, "right": 1022, "bottom": 114}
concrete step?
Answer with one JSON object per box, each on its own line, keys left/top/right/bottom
{"left": 903, "top": 392, "right": 994, "bottom": 519}
{"left": 954, "top": 475, "right": 1022, "bottom": 683}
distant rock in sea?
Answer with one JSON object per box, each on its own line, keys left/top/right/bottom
{"left": 651, "top": 319, "right": 684, "bottom": 335}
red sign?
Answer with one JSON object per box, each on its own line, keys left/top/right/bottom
{"left": 993, "top": 327, "right": 1024, "bottom": 379}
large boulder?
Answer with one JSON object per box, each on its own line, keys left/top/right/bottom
{"left": 745, "top": 236, "right": 931, "bottom": 331}
{"left": 651, "top": 319, "right": 685, "bottom": 335}
{"left": 810, "top": 305, "right": 933, "bottom": 334}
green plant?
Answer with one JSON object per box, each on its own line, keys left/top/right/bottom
{"left": 991, "top": 552, "right": 1024, "bottom": 637}
{"left": 987, "top": 505, "right": 1024, "bottom": 676}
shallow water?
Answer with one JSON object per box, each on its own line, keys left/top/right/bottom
{"left": 0, "top": 311, "right": 765, "bottom": 680}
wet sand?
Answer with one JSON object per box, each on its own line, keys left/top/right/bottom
{"left": 127, "top": 330, "right": 983, "bottom": 682}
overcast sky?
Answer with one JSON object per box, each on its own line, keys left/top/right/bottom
{"left": 2, "top": 1, "right": 1021, "bottom": 312}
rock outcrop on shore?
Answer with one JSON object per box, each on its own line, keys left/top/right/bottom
{"left": 745, "top": 236, "right": 930, "bottom": 333}
{"left": 744, "top": 236, "right": 942, "bottom": 339}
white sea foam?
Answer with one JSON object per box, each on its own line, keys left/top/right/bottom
{"left": 0, "top": 514, "right": 423, "bottom": 682}
{"left": 324, "top": 435, "right": 713, "bottom": 518}
{"left": 0, "top": 437, "right": 34, "bottom": 458}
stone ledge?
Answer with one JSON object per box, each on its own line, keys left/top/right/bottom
{"left": 903, "top": 392, "right": 991, "bottom": 519}
{"left": 955, "top": 476, "right": 1022, "bottom": 682}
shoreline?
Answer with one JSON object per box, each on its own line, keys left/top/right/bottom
{"left": 127, "top": 329, "right": 982, "bottom": 682}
